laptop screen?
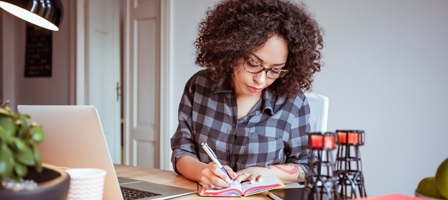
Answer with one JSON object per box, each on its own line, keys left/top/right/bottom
{"left": 17, "top": 105, "right": 123, "bottom": 199}
{"left": 18, "top": 105, "right": 196, "bottom": 200}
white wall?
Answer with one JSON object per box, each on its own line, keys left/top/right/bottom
{"left": 171, "top": 0, "right": 218, "bottom": 125}
{"left": 307, "top": 0, "right": 448, "bottom": 196}
{"left": 171, "top": 0, "right": 448, "bottom": 196}
{"left": 1, "top": 11, "right": 19, "bottom": 107}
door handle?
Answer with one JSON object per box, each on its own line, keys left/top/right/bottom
{"left": 116, "top": 82, "right": 121, "bottom": 102}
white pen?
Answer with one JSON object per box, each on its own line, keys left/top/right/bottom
{"left": 201, "top": 143, "right": 233, "bottom": 180}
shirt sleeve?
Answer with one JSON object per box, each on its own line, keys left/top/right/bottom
{"left": 285, "top": 95, "right": 311, "bottom": 175}
{"left": 170, "top": 75, "right": 200, "bottom": 173}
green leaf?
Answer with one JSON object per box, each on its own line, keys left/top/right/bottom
{"left": 31, "top": 143, "right": 42, "bottom": 172}
{"left": 0, "top": 117, "right": 18, "bottom": 137}
{"left": 0, "top": 107, "right": 11, "bottom": 116}
{"left": 9, "top": 174, "right": 21, "bottom": 182}
{"left": 1, "top": 100, "right": 10, "bottom": 108}
{"left": 14, "top": 138, "right": 29, "bottom": 152}
{"left": 18, "top": 113, "right": 30, "bottom": 138}
{"left": 0, "top": 102, "right": 14, "bottom": 117}
{"left": 0, "top": 126, "right": 7, "bottom": 138}
{"left": 0, "top": 144, "right": 14, "bottom": 178}
{"left": 14, "top": 162, "right": 28, "bottom": 177}
{"left": 31, "top": 125, "right": 44, "bottom": 144}
{"left": 15, "top": 147, "right": 35, "bottom": 166}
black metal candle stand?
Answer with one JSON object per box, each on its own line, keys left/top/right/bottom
{"left": 335, "top": 130, "right": 367, "bottom": 199}
{"left": 304, "top": 132, "right": 339, "bottom": 200}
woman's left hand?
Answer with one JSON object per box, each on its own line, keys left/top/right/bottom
{"left": 234, "top": 166, "right": 269, "bottom": 184}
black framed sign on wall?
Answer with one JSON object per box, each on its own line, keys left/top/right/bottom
{"left": 24, "top": 23, "right": 52, "bottom": 77}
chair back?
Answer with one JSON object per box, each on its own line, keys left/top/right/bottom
{"left": 304, "top": 93, "right": 329, "bottom": 132}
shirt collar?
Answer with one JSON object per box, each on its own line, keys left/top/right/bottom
{"left": 261, "top": 89, "right": 274, "bottom": 115}
{"left": 211, "top": 77, "right": 233, "bottom": 95}
{"left": 211, "top": 77, "right": 275, "bottom": 115}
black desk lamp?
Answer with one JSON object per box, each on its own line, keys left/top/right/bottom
{"left": 0, "top": 0, "right": 63, "bottom": 31}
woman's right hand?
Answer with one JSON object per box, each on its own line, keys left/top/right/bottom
{"left": 199, "top": 162, "right": 235, "bottom": 190}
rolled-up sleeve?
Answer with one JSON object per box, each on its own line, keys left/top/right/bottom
{"left": 170, "top": 77, "right": 199, "bottom": 173}
{"left": 285, "top": 96, "right": 311, "bottom": 175}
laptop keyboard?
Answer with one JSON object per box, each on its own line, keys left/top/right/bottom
{"left": 121, "top": 186, "right": 161, "bottom": 200}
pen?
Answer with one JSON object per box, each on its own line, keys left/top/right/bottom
{"left": 201, "top": 143, "right": 233, "bottom": 181}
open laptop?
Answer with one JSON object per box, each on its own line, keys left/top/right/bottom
{"left": 17, "top": 105, "right": 195, "bottom": 200}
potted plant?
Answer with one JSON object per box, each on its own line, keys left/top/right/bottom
{"left": 0, "top": 100, "right": 70, "bottom": 200}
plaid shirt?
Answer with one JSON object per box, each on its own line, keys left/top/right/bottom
{"left": 171, "top": 70, "right": 311, "bottom": 174}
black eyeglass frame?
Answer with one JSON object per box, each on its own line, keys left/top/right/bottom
{"left": 242, "top": 56, "right": 288, "bottom": 79}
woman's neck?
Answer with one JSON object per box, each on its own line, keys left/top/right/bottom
{"left": 235, "top": 92, "right": 262, "bottom": 119}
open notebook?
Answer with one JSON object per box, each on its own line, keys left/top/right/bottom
{"left": 199, "top": 176, "right": 284, "bottom": 197}
{"left": 17, "top": 105, "right": 195, "bottom": 200}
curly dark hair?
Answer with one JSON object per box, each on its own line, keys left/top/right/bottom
{"left": 194, "top": 0, "right": 324, "bottom": 97}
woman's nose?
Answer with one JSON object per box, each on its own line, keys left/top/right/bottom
{"left": 252, "top": 71, "right": 267, "bottom": 84}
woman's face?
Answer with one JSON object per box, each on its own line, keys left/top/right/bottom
{"left": 233, "top": 35, "right": 288, "bottom": 97}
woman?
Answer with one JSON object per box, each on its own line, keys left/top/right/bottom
{"left": 171, "top": 0, "right": 323, "bottom": 190}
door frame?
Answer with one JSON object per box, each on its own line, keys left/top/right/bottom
{"left": 74, "top": 0, "right": 86, "bottom": 105}
{"left": 159, "top": 0, "right": 173, "bottom": 170}
{"left": 73, "top": 0, "right": 173, "bottom": 169}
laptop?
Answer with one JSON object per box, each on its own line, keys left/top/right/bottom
{"left": 17, "top": 105, "right": 195, "bottom": 200}
{"left": 267, "top": 183, "right": 305, "bottom": 200}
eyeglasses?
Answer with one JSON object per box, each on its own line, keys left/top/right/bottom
{"left": 243, "top": 56, "right": 288, "bottom": 79}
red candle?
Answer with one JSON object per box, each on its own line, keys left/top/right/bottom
{"left": 310, "top": 134, "right": 335, "bottom": 149}
{"left": 337, "top": 131, "right": 360, "bottom": 144}
{"left": 310, "top": 135, "right": 321, "bottom": 148}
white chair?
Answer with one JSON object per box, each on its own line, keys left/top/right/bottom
{"left": 304, "top": 93, "right": 329, "bottom": 132}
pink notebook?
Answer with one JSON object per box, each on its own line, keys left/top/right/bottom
{"left": 198, "top": 176, "right": 284, "bottom": 197}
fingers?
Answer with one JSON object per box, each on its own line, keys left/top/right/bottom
{"left": 201, "top": 177, "right": 229, "bottom": 190}
{"left": 200, "top": 163, "right": 233, "bottom": 189}
{"left": 201, "top": 182, "right": 216, "bottom": 190}
{"left": 234, "top": 172, "right": 262, "bottom": 184}
{"left": 223, "top": 165, "right": 237, "bottom": 180}
{"left": 209, "top": 163, "right": 233, "bottom": 184}
{"left": 246, "top": 173, "right": 260, "bottom": 183}
{"left": 234, "top": 172, "right": 250, "bottom": 183}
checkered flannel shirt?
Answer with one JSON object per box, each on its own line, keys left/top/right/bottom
{"left": 171, "top": 70, "right": 311, "bottom": 174}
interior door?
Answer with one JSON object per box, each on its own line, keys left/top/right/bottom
{"left": 123, "top": 0, "right": 160, "bottom": 167}
{"left": 76, "top": 0, "right": 121, "bottom": 164}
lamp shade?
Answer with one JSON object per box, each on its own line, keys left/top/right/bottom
{"left": 0, "top": 0, "right": 63, "bottom": 31}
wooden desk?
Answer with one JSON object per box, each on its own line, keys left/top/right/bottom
{"left": 114, "top": 164, "right": 271, "bottom": 199}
